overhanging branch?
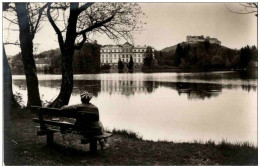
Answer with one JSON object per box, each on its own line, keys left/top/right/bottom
{"left": 47, "top": 3, "right": 65, "bottom": 50}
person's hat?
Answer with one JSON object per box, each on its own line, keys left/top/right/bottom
{"left": 80, "top": 91, "right": 92, "bottom": 101}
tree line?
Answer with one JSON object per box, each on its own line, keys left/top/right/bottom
{"left": 154, "top": 41, "right": 257, "bottom": 71}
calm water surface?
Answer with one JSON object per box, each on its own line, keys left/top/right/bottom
{"left": 12, "top": 71, "right": 257, "bottom": 145}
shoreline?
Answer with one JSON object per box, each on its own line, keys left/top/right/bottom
{"left": 4, "top": 109, "right": 258, "bottom": 165}
{"left": 10, "top": 68, "right": 257, "bottom": 75}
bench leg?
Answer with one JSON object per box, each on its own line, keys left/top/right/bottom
{"left": 46, "top": 132, "right": 54, "bottom": 146}
{"left": 90, "top": 140, "right": 97, "bottom": 154}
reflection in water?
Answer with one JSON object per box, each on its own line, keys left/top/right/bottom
{"left": 12, "top": 71, "right": 257, "bottom": 145}
{"left": 13, "top": 78, "right": 256, "bottom": 101}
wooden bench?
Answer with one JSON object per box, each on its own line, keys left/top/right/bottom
{"left": 31, "top": 106, "right": 112, "bottom": 154}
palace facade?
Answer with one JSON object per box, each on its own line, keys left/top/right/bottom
{"left": 100, "top": 42, "right": 154, "bottom": 69}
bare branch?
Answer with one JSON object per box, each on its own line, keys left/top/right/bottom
{"left": 78, "top": 13, "right": 116, "bottom": 35}
{"left": 47, "top": 3, "right": 64, "bottom": 50}
{"left": 225, "top": 3, "right": 258, "bottom": 16}
{"left": 4, "top": 42, "right": 20, "bottom": 46}
{"left": 239, "top": 3, "right": 257, "bottom": 8}
{"left": 3, "top": 16, "right": 18, "bottom": 24}
{"left": 33, "top": 3, "right": 48, "bottom": 36}
{"left": 74, "top": 33, "right": 86, "bottom": 50}
{"left": 77, "top": 3, "right": 94, "bottom": 13}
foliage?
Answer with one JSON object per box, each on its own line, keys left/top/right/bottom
{"left": 128, "top": 56, "right": 134, "bottom": 70}
{"left": 144, "top": 46, "right": 153, "bottom": 67}
{"left": 73, "top": 43, "right": 101, "bottom": 72}
{"left": 118, "top": 59, "right": 124, "bottom": 70}
{"left": 239, "top": 45, "right": 256, "bottom": 69}
{"left": 159, "top": 42, "right": 257, "bottom": 70}
{"left": 13, "top": 92, "right": 24, "bottom": 107}
{"left": 100, "top": 64, "right": 111, "bottom": 70}
{"left": 173, "top": 44, "right": 183, "bottom": 66}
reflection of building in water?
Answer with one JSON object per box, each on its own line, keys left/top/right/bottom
{"left": 101, "top": 80, "right": 157, "bottom": 96}
{"left": 158, "top": 82, "right": 223, "bottom": 100}
{"left": 35, "top": 58, "right": 51, "bottom": 71}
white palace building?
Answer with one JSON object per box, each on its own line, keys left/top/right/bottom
{"left": 100, "top": 42, "right": 154, "bottom": 69}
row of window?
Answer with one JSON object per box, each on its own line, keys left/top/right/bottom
{"left": 101, "top": 54, "right": 144, "bottom": 58}
{"left": 101, "top": 49, "right": 146, "bottom": 53}
{"left": 101, "top": 58, "right": 143, "bottom": 63}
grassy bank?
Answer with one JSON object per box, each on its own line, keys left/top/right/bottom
{"left": 4, "top": 108, "right": 257, "bottom": 165}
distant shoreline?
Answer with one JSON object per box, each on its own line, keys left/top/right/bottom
{"left": 11, "top": 68, "right": 257, "bottom": 75}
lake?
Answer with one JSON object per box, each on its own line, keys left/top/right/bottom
{"left": 12, "top": 71, "right": 257, "bottom": 145}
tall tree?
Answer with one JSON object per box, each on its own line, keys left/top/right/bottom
{"left": 239, "top": 45, "right": 253, "bottom": 69}
{"left": 173, "top": 44, "right": 183, "bottom": 67}
{"left": 144, "top": 46, "right": 153, "bottom": 67}
{"left": 3, "top": 46, "right": 20, "bottom": 111}
{"left": 47, "top": 2, "right": 144, "bottom": 108}
{"left": 4, "top": 3, "right": 48, "bottom": 107}
{"left": 118, "top": 58, "right": 124, "bottom": 71}
{"left": 128, "top": 56, "right": 134, "bottom": 70}
{"left": 3, "top": 4, "right": 20, "bottom": 110}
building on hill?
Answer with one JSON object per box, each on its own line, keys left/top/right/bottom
{"left": 35, "top": 58, "right": 51, "bottom": 71}
{"left": 186, "top": 35, "right": 221, "bottom": 45}
{"left": 100, "top": 42, "right": 155, "bottom": 70}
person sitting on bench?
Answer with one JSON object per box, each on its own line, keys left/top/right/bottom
{"left": 61, "top": 91, "right": 109, "bottom": 150}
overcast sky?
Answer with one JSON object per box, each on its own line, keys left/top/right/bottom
{"left": 3, "top": 3, "right": 257, "bottom": 56}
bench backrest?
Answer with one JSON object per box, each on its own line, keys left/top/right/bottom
{"left": 31, "top": 106, "right": 78, "bottom": 129}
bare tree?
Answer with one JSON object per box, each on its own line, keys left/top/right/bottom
{"left": 225, "top": 3, "right": 258, "bottom": 17}
{"left": 3, "top": 3, "right": 48, "bottom": 107}
{"left": 47, "top": 2, "right": 144, "bottom": 108}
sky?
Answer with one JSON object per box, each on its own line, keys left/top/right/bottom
{"left": 3, "top": 3, "right": 257, "bottom": 56}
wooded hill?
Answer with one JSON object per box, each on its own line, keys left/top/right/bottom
{"left": 10, "top": 43, "right": 101, "bottom": 74}
{"left": 155, "top": 41, "right": 257, "bottom": 70}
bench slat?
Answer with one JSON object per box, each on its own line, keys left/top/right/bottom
{"left": 33, "top": 118, "right": 75, "bottom": 128}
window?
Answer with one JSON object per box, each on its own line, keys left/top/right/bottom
{"left": 123, "top": 55, "right": 125, "bottom": 58}
{"left": 106, "top": 55, "right": 108, "bottom": 57}
{"left": 138, "top": 58, "right": 140, "bottom": 62}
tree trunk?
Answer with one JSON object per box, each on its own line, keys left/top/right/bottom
{"left": 3, "top": 46, "right": 20, "bottom": 112}
{"left": 48, "top": 5, "right": 78, "bottom": 108}
{"left": 48, "top": 50, "right": 74, "bottom": 108}
{"left": 15, "top": 3, "right": 41, "bottom": 107}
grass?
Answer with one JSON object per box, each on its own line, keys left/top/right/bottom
{"left": 110, "top": 129, "right": 143, "bottom": 140}
{"left": 4, "top": 108, "right": 258, "bottom": 165}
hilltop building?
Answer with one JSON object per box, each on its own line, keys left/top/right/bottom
{"left": 100, "top": 42, "right": 155, "bottom": 70}
{"left": 186, "top": 35, "right": 221, "bottom": 45}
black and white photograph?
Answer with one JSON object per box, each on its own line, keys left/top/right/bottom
{"left": 3, "top": 2, "right": 258, "bottom": 165}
